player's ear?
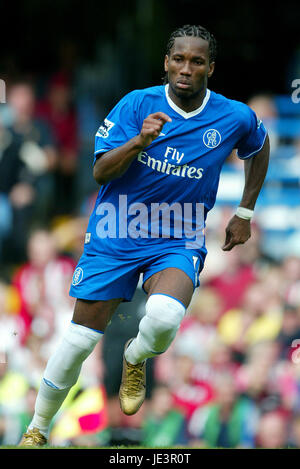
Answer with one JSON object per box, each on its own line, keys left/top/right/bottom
{"left": 164, "top": 55, "right": 169, "bottom": 72}
{"left": 208, "top": 61, "right": 215, "bottom": 78}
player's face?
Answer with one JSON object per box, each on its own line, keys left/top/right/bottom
{"left": 164, "top": 36, "right": 215, "bottom": 100}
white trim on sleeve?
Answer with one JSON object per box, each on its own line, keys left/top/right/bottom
{"left": 237, "top": 131, "right": 267, "bottom": 160}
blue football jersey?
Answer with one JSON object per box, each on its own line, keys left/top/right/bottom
{"left": 85, "top": 84, "right": 267, "bottom": 258}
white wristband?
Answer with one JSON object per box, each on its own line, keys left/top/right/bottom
{"left": 236, "top": 206, "right": 254, "bottom": 220}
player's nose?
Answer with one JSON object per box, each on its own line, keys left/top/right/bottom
{"left": 180, "top": 61, "right": 192, "bottom": 75}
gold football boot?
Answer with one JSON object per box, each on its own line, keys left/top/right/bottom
{"left": 19, "top": 427, "right": 47, "bottom": 447}
{"left": 119, "top": 339, "right": 146, "bottom": 415}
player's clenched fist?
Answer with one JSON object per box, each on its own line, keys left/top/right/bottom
{"left": 137, "top": 112, "right": 172, "bottom": 148}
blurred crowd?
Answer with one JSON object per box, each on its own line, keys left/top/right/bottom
{"left": 0, "top": 75, "right": 300, "bottom": 448}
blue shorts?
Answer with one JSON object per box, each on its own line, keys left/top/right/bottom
{"left": 69, "top": 248, "right": 206, "bottom": 302}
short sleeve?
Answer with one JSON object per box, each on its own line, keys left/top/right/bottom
{"left": 93, "top": 91, "right": 141, "bottom": 164}
{"left": 236, "top": 105, "right": 268, "bottom": 160}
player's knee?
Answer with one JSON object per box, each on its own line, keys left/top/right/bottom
{"left": 145, "top": 294, "right": 186, "bottom": 326}
{"left": 140, "top": 294, "right": 186, "bottom": 352}
{"left": 43, "top": 322, "right": 102, "bottom": 390}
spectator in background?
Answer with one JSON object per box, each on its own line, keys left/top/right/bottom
{"left": 0, "top": 281, "right": 20, "bottom": 360}
{"left": 2, "top": 82, "right": 57, "bottom": 262}
{"left": 236, "top": 339, "right": 299, "bottom": 415}
{"left": 202, "top": 216, "right": 263, "bottom": 316}
{"left": 169, "top": 354, "right": 214, "bottom": 421}
{"left": 142, "top": 383, "right": 189, "bottom": 447}
{"left": 258, "top": 265, "right": 285, "bottom": 312}
{"left": 218, "top": 282, "right": 282, "bottom": 361}
{"left": 236, "top": 341, "right": 283, "bottom": 411}
{"left": 288, "top": 414, "right": 300, "bottom": 448}
{"left": 207, "top": 339, "right": 238, "bottom": 379}
{"left": 36, "top": 73, "right": 79, "bottom": 215}
{"left": 174, "top": 339, "right": 239, "bottom": 420}
{"left": 15, "top": 387, "right": 38, "bottom": 443}
{"left": 12, "top": 229, "right": 75, "bottom": 347}
{"left": 0, "top": 355, "right": 30, "bottom": 446}
{"left": 247, "top": 94, "right": 279, "bottom": 151}
{"left": 273, "top": 359, "right": 299, "bottom": 413}
{"left": 154, "top": 287, "right": 222, "bottom": 384}
{"left": 277, "top": 304, "right": 300, "bottom": 361}
{"left": 225, "top": 94, "right": 278, "bottom": 169}
{"left": 206, "top": 236, "right": 258, "bottom": 317}
{"left": 256, "top": 411, "right": 288, "bottom": 448}
{"left": 282, "top": 256, "right": 300, "bottom": 307}
{"left": 51, "top": 214, "right": 89, "bottom": 263}
{"left": 173, "top": 287, "right": 222, "bottom": 362}
{"left": 11, "top": 331, "right": 49, "bottom": 389}
{"left": 0, "top": 116, "right": 20, "bottom": 264}
{"left": 8, "top": 82, "right": 57, "bottom": 172}
{"left": 188, "top": 373, "right": 258, "bottom": 448}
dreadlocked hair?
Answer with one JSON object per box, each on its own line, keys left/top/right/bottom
{"left": 166, "top": 24, "right": 217, "bottom": 63}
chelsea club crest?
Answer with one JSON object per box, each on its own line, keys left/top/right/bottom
{"left": 203, "top": 129, "right": 222, "bottom": 149}
{"left": 72, "top": 267, "right": 83, "bottom": 286}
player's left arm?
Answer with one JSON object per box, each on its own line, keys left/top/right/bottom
{"left": 222, "top": 134, "right": 270, "bottom": 251}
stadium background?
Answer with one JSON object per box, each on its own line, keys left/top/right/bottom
{"left": 0, "top": 0, "right": 300, "bottom": 447}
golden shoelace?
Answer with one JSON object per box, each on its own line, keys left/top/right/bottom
{"left": 22, "top": 428, "right": 47, "bottom": 445}
{"left": 125, "top": 363, "right": 145, "bottom": 395}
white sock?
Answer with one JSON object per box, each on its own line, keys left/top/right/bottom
{"left": 125, "top": 294, "right": 185, "bottom": 365}
{"left": 28, "top": 322, "right": 103, "bottom": 438}
{"left": 28, "top": 381, "right": 70, "bottom": 437}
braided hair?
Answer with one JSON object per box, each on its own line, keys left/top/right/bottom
{"left": 166, "top": 24, "right": 217, "bottom": 63}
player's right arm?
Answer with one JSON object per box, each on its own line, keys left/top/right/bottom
{"left": 93, "top": 112, "right": 171, "bottom": 185}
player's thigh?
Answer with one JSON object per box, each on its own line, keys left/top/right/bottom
{"left": 72, "top": 297, "right": 123, "bottom": 332}
{"left": 143, "top": 267, "right": 194, "bottom": 308}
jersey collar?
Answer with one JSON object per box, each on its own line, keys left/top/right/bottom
{"left": 165, "top": 84, "right": 210, "bottom": 119}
